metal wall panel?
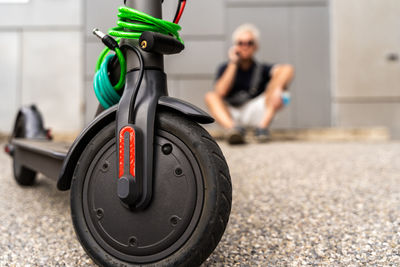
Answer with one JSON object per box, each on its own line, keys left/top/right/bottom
{"left": 21, "top": 31, "right": 83, "bottom": 133}
{"left": 85, "top": 42, "right": 105, "bottom": 77}
{"left": 167, "top": 79, "right": 180, "bottom": 98}
{"left": 178, "top": 79, "right": 214, "bottom": 112}
{"left": 163, "top": 0, "right": 225, "bottom": 36}
{"left": 227, "top": 0, "right": 328, "bottom": 6}
{"left": 165, "top": 40, "right": 225, "bottom": 76}
{"left": 335, "top": 102, "right": 400, "bottom": 138}
{"left": 85, "top": 0, "right": 123, "bottom": 38}
{"left": 290, "top": 6, "right": 331, "bottom": 127}
{"left": 333, "top": 0, "right": 400, "bottom": 98}
{"left": 84, "top": 81, "right": 97, "bottom": 125}
{"left": 0, "top": 31, "right": 20, "bottom": 133}
{"left": 0, "top": 0, "right": 81, "bottom": 27}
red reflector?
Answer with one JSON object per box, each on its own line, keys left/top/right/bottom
{"left": 4, "top": 145, "right": 10, "bottom": 154}
{"left": 46, "top": 129, "right": 53, "bottom": 140}
{"left": 119, "top": 127, "right": 135, "bottom": 178}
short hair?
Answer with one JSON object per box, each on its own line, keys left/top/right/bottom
{"left": 232, "top": 23, "right": 260, "bottom": 46}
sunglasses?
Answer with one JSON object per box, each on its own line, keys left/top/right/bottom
{"left": 236, "top": 40, "right": 255, "bottom": 47}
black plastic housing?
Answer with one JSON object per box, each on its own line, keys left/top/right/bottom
{"left": 139, "top": 32, "right": 185, "bottom": 55}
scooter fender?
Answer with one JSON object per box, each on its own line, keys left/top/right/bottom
{"left": 57, "top": 99, "right": 214, "bottom": 191}
{"left": 57, "top": 106, "right": 117, "bottom": 191}
{"left": 158, "top": 96, "right": 214, "bottom": 124}
{"left": 11, "top": 105, "right": 48, "bottom": 139}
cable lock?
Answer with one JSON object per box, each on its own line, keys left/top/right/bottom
{"left": 93, "top": 5, "right": 185, "bottom": 109}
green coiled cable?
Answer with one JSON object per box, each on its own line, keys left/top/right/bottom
{"left": 94, "top": 6, "right": 183, "bottom": 109}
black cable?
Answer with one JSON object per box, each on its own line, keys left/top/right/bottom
{"left": 124, "top": 45, "right": 145, "bottom": 124}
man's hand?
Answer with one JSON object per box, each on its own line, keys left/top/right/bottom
{"left": 214, "top": 48, "right": 240, "bottom": 97}
{"left": 228, "top": 46, "right": 240, "bottom": 64}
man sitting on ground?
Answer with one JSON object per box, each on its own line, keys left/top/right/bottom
{"left": 205, "top": 24, "right": 294, "bottom": 144}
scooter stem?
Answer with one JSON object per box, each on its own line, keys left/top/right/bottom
{"left": 123, "top": 0, "right": 164, "bottom": 71}
{"left": 116, "top": 0, "right": 168, "bottom": 209}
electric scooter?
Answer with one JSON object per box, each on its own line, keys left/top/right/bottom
{"left": 4, "top": 1, "right": 232, "bottom": 266}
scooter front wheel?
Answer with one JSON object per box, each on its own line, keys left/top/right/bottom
{"left": 70, "top": 111, "right": 232, "bottom": 266}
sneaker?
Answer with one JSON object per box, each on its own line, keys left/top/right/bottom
{"left": 226, "top": 127, "right": 246, "bottom": 145}
{"left": 254, "top": 127, "right": 271, "bottom": 143}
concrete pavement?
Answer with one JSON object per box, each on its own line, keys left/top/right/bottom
{"left": 0, "top": 141, "right": 399, "bottom": 266}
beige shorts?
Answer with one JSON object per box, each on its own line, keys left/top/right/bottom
{"left": 227, "top": 94, "right": 266, "bottom": 127}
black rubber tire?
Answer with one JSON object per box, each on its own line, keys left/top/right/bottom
{"left": 70, "top": 111, "right": 232, "bottom": 267}
{"left": 13, "top": 160, "right": 36, "bottom": 186}
{"left": 11, "top": 114, "right": 37, "bottom": 186}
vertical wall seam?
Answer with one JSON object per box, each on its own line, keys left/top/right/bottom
{"left": 81, "top": 0, "right": 87, "bottom": 126}
{"left": 329, "top": 0, "right": 337, "bottom": 127}
{"left": 288, "top": 6, "right": 296, "bottom": 128}
{"left": 17, "top": 28, "right": 23, "bottom": 109}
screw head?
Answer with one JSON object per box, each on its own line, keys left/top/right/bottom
{"left": 128, "top": 236, "right": 137, "bottom": 247}
{"left": 170, "top": 216, "right": 180, "bottom": 226}
{"left": 102, "top": 161, "right": 109, "bottom": 172}
{"left": 96, "top": 208, "right": 104, "bottom": 219}
{"left": 162, "top": 144, "right": 173, "bottom": 155}
{"left": 174, "top": 167, "right": 183, "bottom": 176}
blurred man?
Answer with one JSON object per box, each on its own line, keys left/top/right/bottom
{"left": 205, "top": 24, "right": 294, "bottom": 144}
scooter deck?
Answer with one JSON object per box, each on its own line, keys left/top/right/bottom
{"left": 12, "top": 139, "right": 71, "bottom": 181}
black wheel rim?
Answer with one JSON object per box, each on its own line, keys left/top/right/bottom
{"left": 81, "top": 129, "right": 204, "bottom": 263}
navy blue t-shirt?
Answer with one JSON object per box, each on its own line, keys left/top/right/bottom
{"left": 216, "top": 61, "right": 274, "bottom": 107}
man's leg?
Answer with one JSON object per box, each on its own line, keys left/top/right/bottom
{"left": 259, "top": 88, "right": 283, "bottom": 129}
{"left": 205, "top": 92, "right": 246, "bottom": 144}
{"left": 205, "top": 91, "right": 235, "bottom": 129}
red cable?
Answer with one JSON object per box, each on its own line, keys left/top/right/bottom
{"left": 174, "top": 0, "right": 186, "bottom": 24}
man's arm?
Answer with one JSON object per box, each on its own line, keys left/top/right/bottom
{"left": 258, "top": 64, "right": 295, "bottom": 129}
{"left": 268, "top": 64, "right": 295, "bottom": 92}
{"left": 264, "top": 64, "right": 295, "bottom": 111}
{"left": 214, "top": 47, "right": 240, "bottom": 97}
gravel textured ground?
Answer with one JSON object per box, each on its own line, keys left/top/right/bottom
{"left": 0, "top": 141, "right": 399, "bottom": 266}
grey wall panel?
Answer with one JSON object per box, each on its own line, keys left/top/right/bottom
{"left": 86, "top": 42, "right": 105, "bottom": 77}
{"left": 178, "top": 79, "right": 214, "bottom": 112}
{"left": 271, "top": 104, "right": 293, "bottom": 129}
{"left": 84, "top": 80, "right": 98, "bottom": 125}
{"left": 163, "top": 0, "right": 225, "bottom": 36}
{"left": 165, "top": 40, "right": 225, "bottom": 76}
{"left": 227, "top": 0, "right": 328, "bottom": 6}
{"left": 86, "top": 0, "right": 225, "bottom": 38}
{"left": 335, "top": 102, "right": 400, "bottom": 138}
{"left": 290, "top": 6, "right": 331, "bottom": 128}
{"left": 227, "top": 7, "right": 291, "bottom": 64}
{"left": 167, "top": 79, "right": 180, "bottom": 98}
{"left": 0, "top": 0, "right": 81, "bottom": 27}
{"left": 0, "top": 31, "right": 20, "bottom": 133}
{"left": 85, "top": 0, "right": 123, "bottom": 38}
{"left": 332, "top": 0, "right": 400, "bottom": 98}
{"left": 21, "top": 31, "right": 83, "bottom": 133}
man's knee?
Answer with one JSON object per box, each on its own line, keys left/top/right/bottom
{"left": 266, "top": 91, "right": 284, "bottom": 111}
{"left": 271, "top": 98, "right": 283, "bottom": 111}
{"left": 205, "top": 91, "right": 220, "bottom": 105}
